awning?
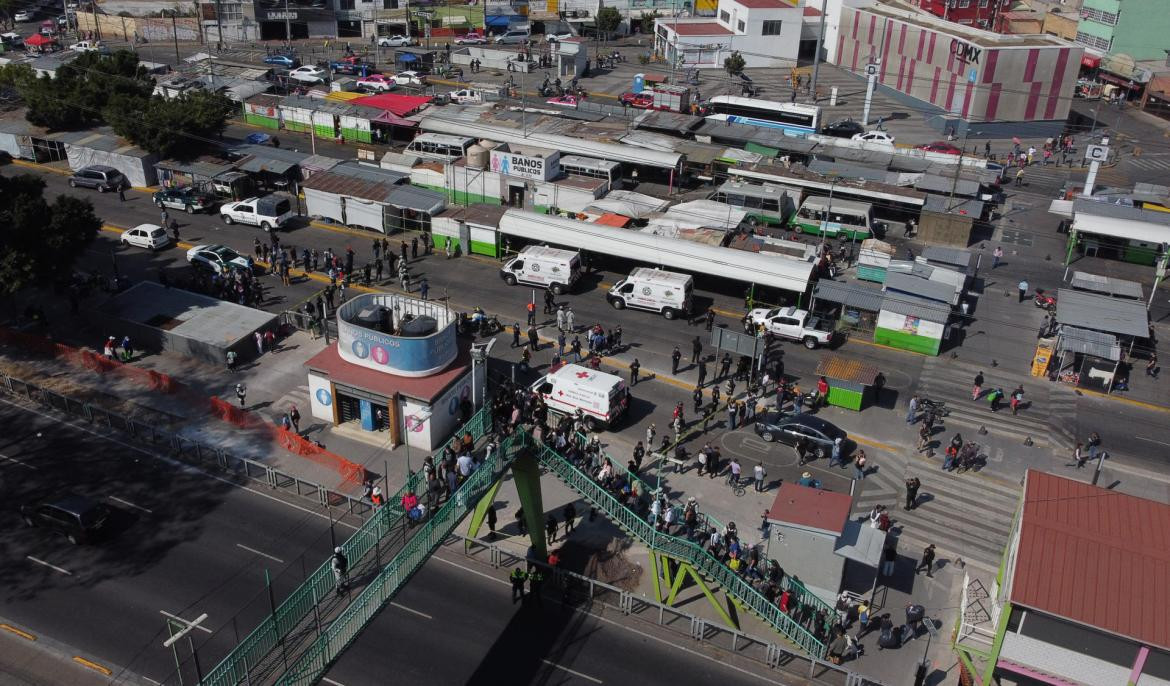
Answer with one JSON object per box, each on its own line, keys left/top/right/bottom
{"left": 593, "top": 213, "right": 630, "bottom": 227}
{"left": 398, "top": 52, "right": 418, "bottom": 62}
{"left": 351, "top": 93, "right": 432, "bottom": 117}
{"left": 1081, "top": 54, "right": 1101, "bottom": 69}
{"left": 238, "top": 156, "right": 295, "bottom": 175}
{"left": 484, "top": 14, "right": 515, "bottom": 27}
{"left": 1057, "top": 326, "right": 1121, "bottom": 361}
{"left": 812, "top": 280, "right": 884, "bottom": 312}
{"left": 1055, "top": 288, "right": 1149, "bottom": 338}
{"left": 833, "top": 520, "right": 886, "bottom": 568}
{"left": 386, "top": 185, "right": 446, "bottom": 214}
{"left": 374, "top": 110, "right": 418, "bottom": 127}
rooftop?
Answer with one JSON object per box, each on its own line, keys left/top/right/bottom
{"left": 856, "top": 2, "right": 1075, "bottom": 48}
{"left": 1010, "top": 471, "right": 1170, "bottom": 651}
{"left": 732, "top": 0, "right": 793, "bottom": 8}
{"left": 661, "top": 21, "right": 734, "bottom": 36}
{"left": 305, "top": 341, "right": 470, "bottom": 404}
{"left": 767, "top": 482, "right": 853, "bottom": 537}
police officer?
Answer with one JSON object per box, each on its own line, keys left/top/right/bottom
{"left": 528, "top": 567, "right": 545, "bottom": 607}
{"left": 510, "top": 567, "right": 528, "bottom": 604}
{"left": 671, "top": 346, "right": 682, "bottom": 375}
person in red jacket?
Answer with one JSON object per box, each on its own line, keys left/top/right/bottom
{"left": 402, "top": 490, "right": 420, "bottom": 526}
{"left": 816, "top": 376, "right": 830, "bottom": 408}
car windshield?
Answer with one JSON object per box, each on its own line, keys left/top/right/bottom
{"left": 149, "top": 228, "right": 166, "bottom": 238}
{"left": 77, "top": 504, "right": 108, "bottom": 526}
{"left": 212, "top": 246, "right": 241, "bottom": 260}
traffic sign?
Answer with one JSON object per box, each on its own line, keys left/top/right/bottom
{"left": 865, "top": 63, "right": 877, "bottom": 76}
{"left": 1085, "top": 144, "right": 1109, "bottom": 163}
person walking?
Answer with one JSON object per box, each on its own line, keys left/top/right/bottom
{"left": 1017, "top": 278, "right": 1029, "bottom": 303}
{"left": 234, "top": 383, "right": 247, "bottom": 408}
{"left": 972, "top": 372, "right": 984, "bottom": 401}
{"left": 753, "top": 462, "right": 767, "bottom": 492}
{"left": 906, "top": 394, "right": 919, "bottom": 424}
{"left": 1073, "top": 442, "right": 1085, "bottom": 469}
{"left": 693, "top": 387, "right": 704, "bottom": 416}
{"left": 1015, "top": 167, "right": 1025, "bottom": 187}
{"left": 852, "top": 451, "right": 867, "bottom": 480}
{"left": 992, "top": 246, "right": 1003, "bottom": 268}
{"left": 511, "top": 322, "right": 521, "bottom": 348}
{"left": 528, "top": 567, "right": 545, "bottom": 607}
{"left": 545, "top": 513, "right": 558, "bottom": 543}
{"left": 411, "top": 236, "right": 419, "bottom": 259}
{"left": 691, "top": 336, "right": 702, "bottom": 364}
{"left": 486, "top": 504, "right": 498, "bottom": 540}
{"left": 629, "top": 358, "right": 640, "bottom": 385}
{"left": 904, "top": 477, "right": 921, "bottom": 510}
{"left": 697, "top": 358, "right": 708, "bottom": 388}
{"left": 1010, "top": 385, "right": 1025, "bottom": 415}
{"left": 420, "top": 277, "right": 430, "bottom": 301}
{"left": 331, "top": 547, "right": 349, "bottom": 595}
{"left": 118, "top": 184, "right": 126, "bottom": 202}
{"left": 556, "top": 306, "right": 567, "bottom": 332}
{"left": 526, "top": 301, "right": 536, "bottom": 326}
{"left": 915, "top": 544, "right": 936, "bottom": 577}
{"left": 565, "top": 307, "right": 575, "bottom": 333}
{"left": 671, "top": 346, "right": 681, "bottom": 375}
{"left": 1086, "top": 431, "right": 1102, "bottom": 462}
{"left": 705, "top": 309, "right": 715, "bottom": 332}
{"left": 829, "top": 437, "right": 843, "bottom": 468}
{"left": 289, "top": 404, "right": 301, "bottom": 433}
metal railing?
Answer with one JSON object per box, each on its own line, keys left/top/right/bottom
{"left": 200, "top": 404, "right": 495, "bottom": 686}
{"left": 275, "top": 431, "right": 531, "bottom": 685}
{"left": 532, "top": 439, "right": 830, "bottom": 659}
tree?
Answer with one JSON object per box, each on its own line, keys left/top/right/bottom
{"left": 1, "top": 50, "right": 153, "bottom": 131}
{"left": 595, "top": 6, "right": 622, "bottom": 37}
{"left": 640, "top": 10, "right": 659, "bottom": 36}
{"left": 724, "top": 51, "right": 745, "bottom": 76}
{"left": 107, "top": 89, "right": 236, "bottom": 160}
{"left": 0, "top": 174, "right": 101, "bottom": 295}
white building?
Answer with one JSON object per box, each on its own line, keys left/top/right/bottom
{"left": 654, "top": 0, "right": 804, "bottom": 69}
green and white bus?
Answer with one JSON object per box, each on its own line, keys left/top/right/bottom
{"left": 791, "top": 197, "right": 875, "bottom": 240}
{"left": 707, "top": 181, "right": 796, "bottom": 227}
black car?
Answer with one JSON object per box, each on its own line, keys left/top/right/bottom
{"left": 821, "top": 119, "right": 865, "bottom": 139}
{"left": 753, "top": 413, "right": 846, "bottom": 460}
{"left": 21, "top": 494, "right": 111, "bottom": 544}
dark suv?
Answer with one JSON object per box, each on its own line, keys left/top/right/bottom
{"left": 753, "top": 413, "right": 847, "bottom": 460}
{"left": 21, "top": 494, "right": 111, "bottom": 544}
{"left": 69, "top": 165, "right": 126, "bottom": 193}
{"left": 154, "top": 186, "right": 216, "bottom": 214}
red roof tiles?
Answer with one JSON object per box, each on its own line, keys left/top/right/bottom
{"left": 767, "top": 482, "right": 853, "bottom": 536}
{"left": 1010, "top": 470, "right": 1170, "bottom": 650}
{"left": 663, "top": 22, "right": 733, "bottom": 36}
{"left": 734, "top": 0, "right": 792, "bottom": 7}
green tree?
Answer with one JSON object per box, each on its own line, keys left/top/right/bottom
{"left": 595, "top": 6, "right": 622, "bottom": 36}
{"left": 723, "top": 51, "right": 745, "bottom": 76}
{"left": 640, "top": 10, "right": 659, "bottom": 36}
{"left": 1, "top": 50, "right": 153, "bottom": 131}
{"left": 107, "top": 89, "right": 236, "bottom": 159}
{"left": 0, "top": 174, "right": 101, "bottom": 295}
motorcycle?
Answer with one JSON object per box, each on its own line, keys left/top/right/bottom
{"left": 1034, "top": 288, "right": 1057, "bottom": 311}
{"left": 481, "top": 314, "right": 503, "bottom": 335}
{"left": 917, "top": 397, "right": 949, "bottom": 417}
{"left": 956, "top": 441, "right": 985, "bottom": 473}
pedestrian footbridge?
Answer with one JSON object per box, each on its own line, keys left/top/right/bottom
{"left": 199, "top": 409, "right": 829, "bottom": 686}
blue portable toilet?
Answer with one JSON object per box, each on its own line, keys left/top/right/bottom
{"left": 633, "top": 73, "right": 645, "bottom": 94}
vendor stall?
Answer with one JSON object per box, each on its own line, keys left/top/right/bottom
{"left": 1051, "top": 326, "right": 1122, "bottom": 392}
{"left": 810, "top": 280, "right": 884, "bottom": 336}
{"left": 815, "top": 356, "right": 882, "bottom": 411}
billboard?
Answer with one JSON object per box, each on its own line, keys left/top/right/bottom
{"left": 490, "top": 149, "right": 559, "bottom": 182}
{"left": 337, "top": 317, "right": 458, "bottom": 377}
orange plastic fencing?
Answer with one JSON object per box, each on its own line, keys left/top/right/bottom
{"left": 2, "top": 327, "right": 367, "bottom": 487}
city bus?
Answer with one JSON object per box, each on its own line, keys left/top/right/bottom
{"left": 702, "top": 96, "right": 821, "bottom": 136}
{"left": 791, "top": 197, "right": 875, "bottom": 240}
{"left": 559, "top": 155, "right": 622, "bottom": 188}
{"left": 405, "top": 133, "right": 476, "bottom": 161}
{"left": 707, "top": 180, "right": 797, "bottom": 227}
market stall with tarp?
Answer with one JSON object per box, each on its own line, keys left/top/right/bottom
{"left": 815, "top": 356, "right": 882, "bottom": 411}
{"left": 23, "top": 33, "right": 58, "bottom": 54}
{"left": 810, "top": 279, "right": 884, "bottom": 335}
{"left": 857, "top": 239, "right": 895, "bottom": 283}
{"left": 1049, "top": 326, "right": 1122, "bottom": 392}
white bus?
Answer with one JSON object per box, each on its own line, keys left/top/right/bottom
{"left": 791, "top": 197, "right": 875, "bottom": 240}
{"left": 559, "top": 155, "right": 621, "bottom": 187}
{"left": 703, "top": 96, "right": 821, "bottom": 136}
{"left": 708, "top": 180, "right": 796, "bottom": 227}
{"left": 405, "top": 133, "right": 476, "bottom": 161}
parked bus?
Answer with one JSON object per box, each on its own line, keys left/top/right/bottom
{"left": 727, "top": 164, "right": 924, "bottom": 227}
{"left": 702, "top": 96, "right": 820, "bottom": 136}
{"left": 405, "top": 133, "right": 476, "bottom": 161}
{"left": 559, "top": 155, "right": 622, "bottom": 188}
{"left": 707, "top": 180, "right": 796, "bottom": 227}
{"left": 791, "top": 197, "right": 875, "bottom": 240}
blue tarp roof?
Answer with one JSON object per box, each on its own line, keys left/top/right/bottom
{"left": 398, "top": 52, "right": 418, "bottom": 62}
{"left": 485, "top": 14, "right": 517, "bottom": 26}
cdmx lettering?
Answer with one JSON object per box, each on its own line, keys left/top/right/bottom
{"left": 950, "top": 39, "right": 981, "bottom": 66}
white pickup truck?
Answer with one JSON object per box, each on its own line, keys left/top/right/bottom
{"left": 747, "top": 306, "right": 836, "bottom": 349}
{"left": 220, "top": 194, "right": 294, "bottom": 232}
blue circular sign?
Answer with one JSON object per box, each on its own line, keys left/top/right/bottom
{"left": 350, "top": 339, "right": 370, "bottom": 359}
{"left": 316, "top": 388, "right": 333, "bottom": 406}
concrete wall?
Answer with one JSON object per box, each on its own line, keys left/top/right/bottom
{"left": 77, "top": 13, "right": 201, "bottom": 42}
{"left": 769, "top": 525, "right": 844, "bottom": 605}
{"left": 451, "top": 47, "right": 537, "bottom": 73}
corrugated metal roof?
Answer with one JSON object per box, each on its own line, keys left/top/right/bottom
{"left": 301, "top": 170, "right": 397, "bottom": 202}
{"left": 922, "top": 246, "right": 974, "bottom": 269}
{"left": 806, "top": 159, "right": 902, "bottom": 185}
{"left": 880, "top": 292, "right": 950, "bottom": 323}
{"left": 812, "top": 279, "right": 884, "bottom": 311}
{"left": 386, "top": 185, "right": 446, "bottom": 214}
{"left": 330, "top": 162, "right": 406, "bottom": 184}
{"left": 815, "top": 355, "right": 881, "bottom": 385}
{"left": 1055, "top": 288, "right": 1149, "bottom": 338}
{"left": 922, "top": 193, "right": 984, "bottom": 217}
{"left": 884, "top": 272, "right": 954, "bottom": 304}
{"left": 1056, "top": 326, "right": 1120, "bottom": 361}
{"left": 1069, "top": 271, "right": 1144, "bottom": 300}
{"left": 1073, "top": 196, "right": 1170, "bottom": 225}
{"left": 1010, "top": 470, "right": 1170, "bottom": 651}
{"left": 915, "top": 173, "right": 980, "bottom": 197}
{"left": 238, "top": 155, "right": 295, "bottom": 175}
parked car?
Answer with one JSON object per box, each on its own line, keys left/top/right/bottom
{"left": 56, "top": 14, "right": 69, "bottom": 28}
{"left": 454, "top": 31, "right": 487, "bottom": 45}
{"left": 330, "top": 55, "right": 376, "bottom": 75}
{"left": 153, "top": 186, "right": 216, "bottom": 214}
{"left": 546, "top": 30, "right": 573, "bottom": 42}
{"left": 494, "top": 28, "right": 530, "bottom": 45}
{"left": 448, "top": 87, "right": 483, "bottom": 104}
{"left": 121, "top": 223, "right": 171, "bottom": 251}
{"left": 69, "top": 40, "right": 108, "bottom": 53}
{"left": 14, "top": 10, "right": 31, "bottom": 22}
{"left": 1, "top": 32, "right": 24, "bottom": 47}
{"left": 186, "top": 244, "right": 251, "bottom": 274}
{"left": 392, "top": 70, "right": 425, "bottom": 86}
{"left": 821, "top": 119, "right": 865, "bottom": 138}
{"left": 21, "top": 494, "right": 111, "bottom": 545}
{"left": 619, "top": 92, "right": 654, "bottom": 109}
{"left": 916, "top": 141, "right": 963, "bottom": 155}
{"left": 288, "top": 65, "right": 327, "bottom": 84}
{"left": 377, "top": 34, "right": 414, "bottom": 47}
{"left": 263, "top": 53, "right": 299, "bottom": 68}
{"left": 753, "top": 413, "right": 847, "bottom": 460}
{"left": 852, "top": 130, "right": 896, "bottom": 145}
{"left": 356, "top": 73, "right": 396, "bottom": 92}
{"left": 545, "top": 94, "right": 580, "bottom": 108}
{"left": 68, "top": 165, "right": 125, "bottom": 193}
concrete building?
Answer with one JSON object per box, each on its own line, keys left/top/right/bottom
{"left": 654, "top": 0, "right": 804, "bottom": 69}
{"left": 955, "top": 470, "right": 1170, "bottom": 686}
{"left": 305, "top": 293, "right": 484, "bottom": 451}
{"left": 912, "top": 0, "right": 1010, "bottom": 30}
{"left": 834, "top": 0, "right": 1082, "bottom": 137}
{"left": 1074, "top": 0, "right": 1169, "bottom": 60}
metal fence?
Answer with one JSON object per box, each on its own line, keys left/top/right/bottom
{"left": 450, "top": 534, "right": 882, "bottom": 686}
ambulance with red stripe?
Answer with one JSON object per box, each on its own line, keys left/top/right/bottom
{"left": 530, "top": 364, "right": 630, "bottom": 431}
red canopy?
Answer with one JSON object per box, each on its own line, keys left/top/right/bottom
{"left": 25, "top": 33, "right": 55, "bottom": 47}
{"left": 351, "top": 93, "right": 432, "bottom": 117}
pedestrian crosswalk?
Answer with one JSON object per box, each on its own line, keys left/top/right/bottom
{"left": 1126, "top": 157, "right": 1170, "bottom": 171}
{"left": 850, "top": 455, "right": 1020, "bottom": 571}
{"left": 916, "top": 357, "right": 1052, "bottom": 446}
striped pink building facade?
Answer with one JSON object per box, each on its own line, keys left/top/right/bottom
{"left": 836, "top": 4, "right": 1082, "bottom": 125}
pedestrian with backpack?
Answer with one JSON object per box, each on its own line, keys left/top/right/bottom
{"left": 331, "top": 547, "right": 349, "bottom": 595}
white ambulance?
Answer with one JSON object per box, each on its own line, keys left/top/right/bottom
{"left": 606, "top": 267, "right": 693, "bottom": 320}
{"left": 499, "top": 245, "right": 582, "bottom": 295}
{"left": 530, "top": 364, "right": 630, "bottom": 431}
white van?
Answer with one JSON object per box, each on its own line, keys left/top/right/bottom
{"left": 499, "top": 245, "right": 581, "bottom": 294}
{"left": 607, "top": 267, "right": 693, "bottom": 320}
{"left": 494, "top": 28, "right": 531, "bottom": 45}
{"left": 531, "top": 364, "right": 630, "bottom": 430}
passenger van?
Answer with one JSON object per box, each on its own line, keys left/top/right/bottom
{"left": 404, "top": 133, "right": 476, "bottom": 161}
{"left": 499, "top": 245, "right": 581, "bottom": 294}
{"left": 531, "top": 364, "right": 630, "bottom": 431}
{"left": 607, "top": 268, "right": 692, "bottom": 320}
{"left": 494, "top": 28, "right": 531, "bottom": 45}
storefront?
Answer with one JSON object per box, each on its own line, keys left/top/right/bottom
{"left": 810, "top": 279, "right": 884, "bottom": 337}
{"left": 1053, "top": 289, "right": 1150, "bottom": 391}
{"left": 431, "top": 204, "right": 508, "bottom": 257}
{"left": 253, "top": 0, "right": 335, "bottom": 39}
{"left": 873, "top": 295, "right": 950, "bottom": 356}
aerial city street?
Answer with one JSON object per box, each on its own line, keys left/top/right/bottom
{"left": 1, "top": 0, "right": 1169, "bottom": 683}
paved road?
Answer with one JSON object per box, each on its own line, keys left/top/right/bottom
{"left": 0, "top": 396, "right": 349, "bottom": 684}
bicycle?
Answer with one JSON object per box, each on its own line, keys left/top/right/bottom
{"left": 728, "top": 475, "right": 746, "bottom": 497}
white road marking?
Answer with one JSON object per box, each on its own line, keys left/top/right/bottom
{"left": 108, "top": 495, "right": 153, "bottom": 514}
{"left": 236, "top": 544, "right": 285, "bottom": 564}
{"left": 159, "top": 611, "right": 213, "bottom": 634}
{"left": 0, "top": 452, "right": 37, "bottom": 469}
{"left": 27, "top": 556, "right": 71, "bottom": 576}
{"left": 1136, "top": 436, "right": 1170, "bottom": 447}
{"left": 390, "top": 602, "right": 432, "bottom": 619}
{"left": 142, "top": 678, "right": 162, "bottom": 685}
{"left": 541, "top": 659, "right": 603, "bottom": 684}
{"left": 321, "top": 678, "right": 346, "bottom": 686}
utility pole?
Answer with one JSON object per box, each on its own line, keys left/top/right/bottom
{"left": 809, "top": 1, "right": 827, "bottom": 99}
{"left": 283, "top": 0, "right": 291, "bottom": 45}
{"left": 170, "top": 11, "right": 181, "bottom": 66}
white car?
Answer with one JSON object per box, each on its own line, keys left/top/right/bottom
{"left": 546, "top": 31, "right": 573, "bottom": 42}
{"left": 448, "top": 88, "right": 482, "bottom": 104}
{"left": 453, "top": 32, "right": 487, "bottom": 45}
{"left": 186, "top": 244, "right": 251, "bottom": 275}
{"left": 377, "top": 34, "right": 414, "bottom": 47}
{"left": 14, "top": 10, "right": 31, "bottom": 22}
{"left": 356, "top": 73, "right": 396, "bottom": 92}
{"left": 392, "top": 70, "right": 424, "bottom": 86}
{"left": 288, "top": 65, "right": 327, "bottom": 84}
{"left": 121, "top": 224, "right": 171, "bottom": 251}
{"left": 852, "top": 130, "right": 896, "bottom": 145}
